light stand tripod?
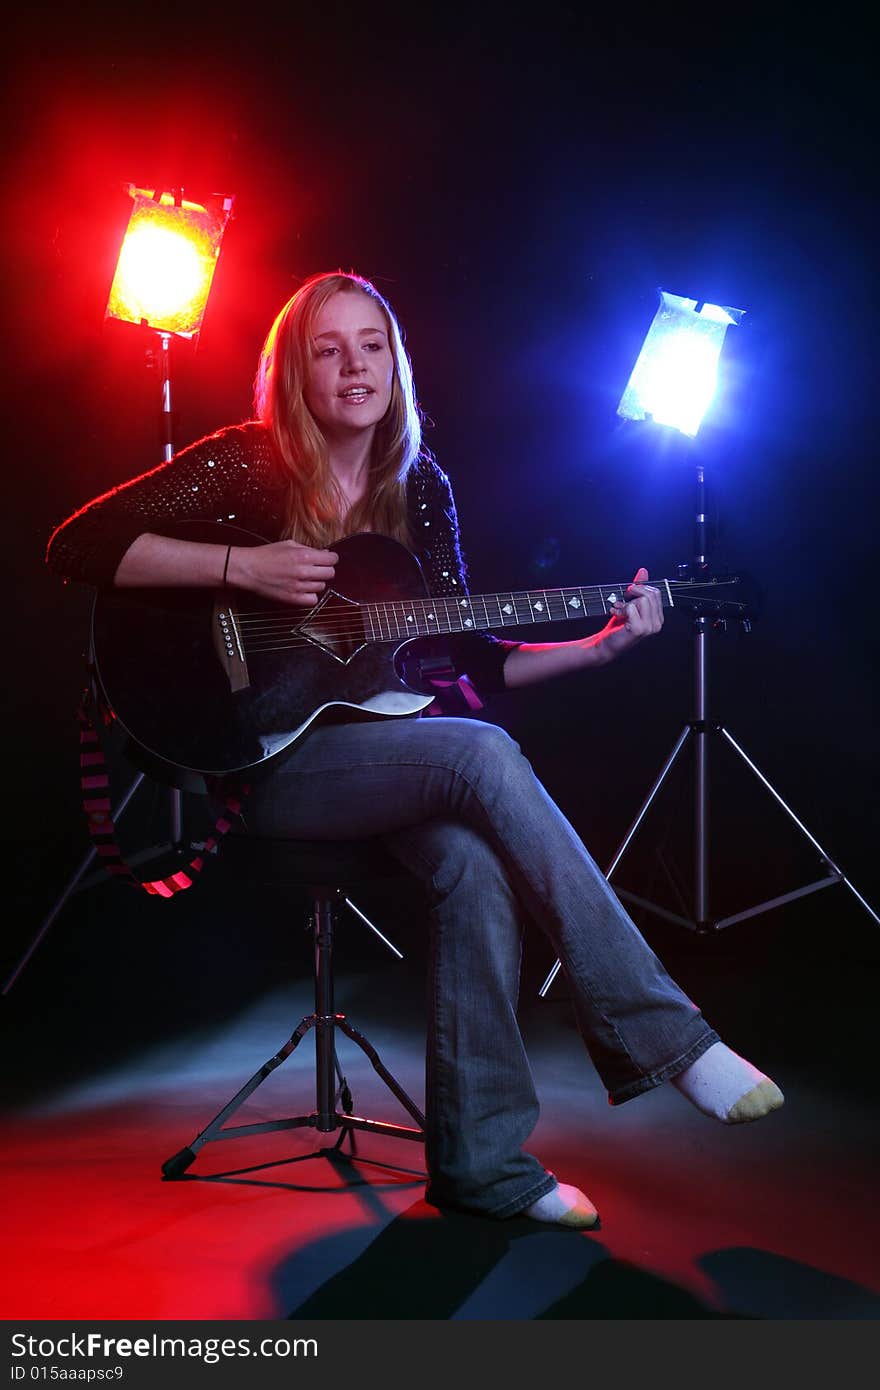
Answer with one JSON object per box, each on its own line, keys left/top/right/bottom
{"left": 539, "top": 457, "right": 878, "bottom": 997}
{"left": 3, "top": 186, "right": 244, "bottom": 996}
{"left": 3, "top": 331, "right": 189, "bottom": 997}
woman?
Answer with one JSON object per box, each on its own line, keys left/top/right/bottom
{"left": 46, "top": 270, "right": 783, "bottom": 1228}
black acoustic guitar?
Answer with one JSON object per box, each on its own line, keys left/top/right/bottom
{"left": 90, "top": 521, "right": 756, "bottom": 789}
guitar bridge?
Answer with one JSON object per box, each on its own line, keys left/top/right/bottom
{"left": 212, "top": 596, "right": 250, "bottom": 691}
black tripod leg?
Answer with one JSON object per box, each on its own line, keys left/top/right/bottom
{"left": 334, "top": 1017, "right": 427, "bottom": 1130}
{"left": 538, "top": 725, "right": 693, "bottom": 996}
{"left": 606, "top": 725, "right": 694, "bottom": 882}
{"left": 161, "top": 1014, "right": 317, "bottom": 1177}
{"left": 2, "top": 773, "right": 147, "bottom": 996}
{"left": 714, "top": 727, "right": 880, "bottom": 930}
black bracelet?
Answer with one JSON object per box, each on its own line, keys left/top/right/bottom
{"left": 222, "top": 544, "right": 232, "bottom": 588}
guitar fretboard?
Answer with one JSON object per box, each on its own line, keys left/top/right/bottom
{"left": 361, "top": 582, "right": 673, "bottom": 643}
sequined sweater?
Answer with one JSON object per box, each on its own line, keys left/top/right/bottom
{"left": 45, "top": 421, "right": 519, "bottom": 697}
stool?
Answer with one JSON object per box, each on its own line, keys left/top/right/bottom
{"left": 161, "top": 836, "right": 426, "bottom": 1180}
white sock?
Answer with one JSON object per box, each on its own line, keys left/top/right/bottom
{"left": 523, "top": 1182, "right": 599, "bottom": 1228}
{"left": 671, "top": 1041, "right": 784, "bottom": 1124}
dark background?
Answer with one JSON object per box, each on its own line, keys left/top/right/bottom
{"left": 3, "top": 4, "right": 878, "bottom": 1068}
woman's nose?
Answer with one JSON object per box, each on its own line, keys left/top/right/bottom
{"left": 341, "top": 346, "right": 367, "bottom": 373}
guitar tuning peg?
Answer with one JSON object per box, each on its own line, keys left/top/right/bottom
{"left": 741, "top": 618, "right": 752, "bottom": 634}
{"left": 713, "top": 617, "right": 728, "bottom": 633}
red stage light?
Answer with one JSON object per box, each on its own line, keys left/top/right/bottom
{"left": 105, "top": 185, "right": 234, "bottom": 339}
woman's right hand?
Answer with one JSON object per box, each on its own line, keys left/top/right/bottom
{"left": 227, "top": 541, "right": 338, "bottom": 607}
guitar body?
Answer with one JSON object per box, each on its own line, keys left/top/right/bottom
{"left": 91, "top": 524, "right": 435, "bottom": 789}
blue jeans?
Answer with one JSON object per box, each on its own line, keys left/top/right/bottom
{"left": 244, "top": 717, "right": 718, "bottom": 1218}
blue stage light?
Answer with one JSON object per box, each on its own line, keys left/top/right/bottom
{"left": 617, "top": 290, "right": 745, "bottom": 437}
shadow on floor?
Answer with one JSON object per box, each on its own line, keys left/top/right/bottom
{"left": 277, "top": 1201, "right": 880, "bottom": 1320}
{"left": 276, "top": 1195, "right": 730, "bottom": 1321}
{"left": 698, "top": 1248, "right": 880, "bottom": 1320}
{"left": 279, "top": 1201, "right": 611, "bottom": 1320}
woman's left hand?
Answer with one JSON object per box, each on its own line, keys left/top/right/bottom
{"left": 599, "top": 567, "right": 664, "bottom": 658}
{"left": 501, "top": 567, "right": 665, "bottom": 688}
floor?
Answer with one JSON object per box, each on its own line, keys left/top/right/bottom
{"left": 3, "top": 858, "right": 879, "bottom": 1322}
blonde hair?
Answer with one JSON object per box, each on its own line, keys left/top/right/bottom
{"left": 254, "top": 271, "right": 422, "bottom": 546}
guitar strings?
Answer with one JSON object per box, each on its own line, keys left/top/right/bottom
{"left": 229, "top": 577, "right": 738, "bottom": 619}
{"left": 229, "top": 603, "right": 748, "bottom": 648}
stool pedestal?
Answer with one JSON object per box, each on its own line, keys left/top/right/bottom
{"left": 162, "top": 885, "right": 426, "bottom": 1180}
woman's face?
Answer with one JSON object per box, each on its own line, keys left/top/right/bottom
{"left": 303, "top": 290, "right": 395, "bottom": 440}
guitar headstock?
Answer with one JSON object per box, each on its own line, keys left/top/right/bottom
{"left": 668, "top": 571, "right": 764, "bottom": 623}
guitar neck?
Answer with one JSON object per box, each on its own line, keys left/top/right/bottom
{"left": 360, "top": 580, "right": 674, "bottom": 642}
